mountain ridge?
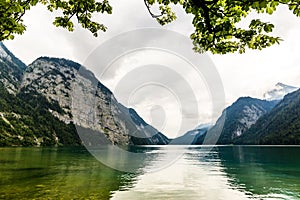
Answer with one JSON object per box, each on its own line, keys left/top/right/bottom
{"left": 2, "top": 42, "right": 300, "bottom": 146}
{"left": 0, "top": 42, "right": 26, "bottom": 93}
{"left": 235, "top": 88, "right": 300, "bottom": 144}
{"left": 0, "top": 43, "right": 169, "bottom": 146}
{"left": 263, "top": 82, "right": 298, "bottom": 101}
{"left": 177, "top": 96, "right": 279, "bottom": 145}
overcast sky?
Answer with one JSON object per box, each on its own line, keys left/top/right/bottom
{"left": 5, "top": 0, "right": 300, "bottom": 138}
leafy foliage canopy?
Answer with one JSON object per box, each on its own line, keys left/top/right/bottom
{"left": 1, "top": 0, "right": 300, "bottom": 54}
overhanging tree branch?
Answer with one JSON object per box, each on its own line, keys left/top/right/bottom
{"left": 144, "top": 0, "right": 163, "bottom": 18}
{"left": 1, "top": 0, "right": 300, "bottom": 54}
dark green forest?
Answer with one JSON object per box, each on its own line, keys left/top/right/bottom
{"left": 236, "top": 89, "right": 300, "bottom": 145}
{"left": 0, "top": 83, "right": 80, "bottom": 146}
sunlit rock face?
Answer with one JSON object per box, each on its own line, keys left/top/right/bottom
{"left": 0, "top": 42, "right": 26, "bottom": 93}
{"left": 204, "top": 97, "right": 278, "bottom": 144}
{"left": 22, "top": 57, "right": 169, "bottom": 145}
{"left": 239, "top": 88, "right": 300, "bottom": 145}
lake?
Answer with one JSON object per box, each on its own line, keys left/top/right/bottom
{"left": 0, "top": 146, "right": 300, "bottom": 199}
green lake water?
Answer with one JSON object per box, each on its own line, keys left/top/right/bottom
{"left": 0, "top": 146, "right": 299, "bottom": 199}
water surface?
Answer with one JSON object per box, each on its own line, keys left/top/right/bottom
{"left": 0, "top": 146, "right": 299, "bottom": 199}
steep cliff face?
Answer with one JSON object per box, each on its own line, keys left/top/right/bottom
{"left": 0, "top": 43, "right": 169, "bottom": 146}
{"left": 22, "top": 57, "right": 169, "bottom": 145}
{"left": 0, "top": 42, "right": 26, "bottom": 93}
{"left": 236, "top": 89, "right": 300, "bottom": 144}
{"left": 232, "top": 103, "right": 267, "bottom": 138}
{"left": 0, "top": 47, "right": 79, "bottom": 147}
{"left": 203, "top": 97, "right": 278, "bottom": 144}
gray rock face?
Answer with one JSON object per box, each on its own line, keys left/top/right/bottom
{"left": 205, "top": 97, "right": 278, "bottom": 144}
{"left": 236, "top": 88, "right": 300, "bottom": 144}
{"left": 0, "top": 42, "right": 26, "bottom": 93}
{"left": 233, "top": 104, "right": 265, "bottom": 138}
{"left": 22, "top": 57, "right": 169, "bottom": 145}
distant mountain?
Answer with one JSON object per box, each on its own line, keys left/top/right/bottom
{"left": 0, "top": 44, "right": 169, "bottom": 146}
{"left": 186, "top": 84, "right": 300, "bottom": 145}
{"left": 263, "top": 82, "right": 298, "bottom": 101}
{"left": 171, "top": 124, "right": 212, "bottom": 145}
{"left": 236, "top": 89, "right": 300, "bottom": 144}
{"left": 194, "top": 123, "right": 213, "bottom": 130}
{"left": 203, "top": 97, "right": 278, "bottom": 144}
